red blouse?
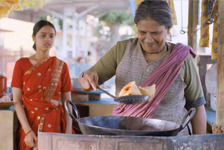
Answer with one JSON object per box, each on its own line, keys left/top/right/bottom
{"left": 11, "top": 57, "right": 73, "bottom": 100}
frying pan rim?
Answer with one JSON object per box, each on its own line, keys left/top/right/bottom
{"left": 76, "top": 115, "right": 181, "bottom": 133}
{"left": 65, "top": 100, "right": 195, "bottom": 136}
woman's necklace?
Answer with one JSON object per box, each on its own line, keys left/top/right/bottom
{"left": 143, "top": 43, "right": 168, "bottom": 54}
{"left": 33, "top": 54, "right": 50, "bottom": 65}
{"left": 144, "top": 43, "right": 169, "bottom": 63}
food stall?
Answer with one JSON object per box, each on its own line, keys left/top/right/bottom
{"left": 1, "top": 0, "right": 224, "bottom": 150}
{"left": 38, "top": 0, "right": 224, "bottom": 149}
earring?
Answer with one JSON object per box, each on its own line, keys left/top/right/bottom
{"left": 167, "top": 31, "right": 172, "bottom": 41}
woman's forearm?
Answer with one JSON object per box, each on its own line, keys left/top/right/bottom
{"left": 13, "top": 87, "right": 32, "bottom": 133}
{"left": 62, "top": 92, "right": 72, "bottom": 134}
{"left": 14, "top": 100, "right": 32, "bottom": 133}
{"left": 65, "top": 110, "right": 72, "bottom": 134}
{"left": 191, "top": 105, "right": 207, "bottom": 134}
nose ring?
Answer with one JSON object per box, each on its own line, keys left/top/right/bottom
{"left": 149, "top": 39, "right": 154, "bottom": 42}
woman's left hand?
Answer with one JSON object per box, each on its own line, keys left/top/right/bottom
{"left": 24, "top": 130, "right": 37, "bottom": 148}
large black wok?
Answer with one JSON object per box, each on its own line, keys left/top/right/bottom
{"left": 65, "top": 100, "right": 196, "bottom": 136}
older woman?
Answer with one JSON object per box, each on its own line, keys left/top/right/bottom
{"left": 78, "top": 0, "right": 206, "bottom": 135}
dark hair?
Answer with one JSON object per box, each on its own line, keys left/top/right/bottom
{"left": 134, "top": 0, "right": 173, "bottom": 29}
{"left": 77, "top": 57, "right": 84, "bottom": 63}
{"left": 32, "top": 20, "right": 56, "bottom": 50}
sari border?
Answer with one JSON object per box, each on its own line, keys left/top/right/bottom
{"left": 24, "top": 57, "right": 50, "bottom": 75}
{"left": 38, "top": 58, "right": 64, "bottom": 133}
{"left": 44, "top": 58, "right": 64, "bottom": 101}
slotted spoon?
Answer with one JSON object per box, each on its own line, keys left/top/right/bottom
{"left": 97, "top": 87, "right": 150, "bottom": 104}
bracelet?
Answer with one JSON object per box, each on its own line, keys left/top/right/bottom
{"left": 25, "top": 129, "right": 33, "bottom": 136}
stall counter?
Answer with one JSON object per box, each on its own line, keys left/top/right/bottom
{"left": 0, "top": 107, "right": 18, "bottom": 150}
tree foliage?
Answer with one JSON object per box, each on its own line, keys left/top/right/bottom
{"left": 95, "top": 11, "right": 134, "bottom": 53}
{"left": 99, "top": 11, "right": 133, "bottom": 26}
{"left": 20, "top": 0, "right": 49, "bottom": 8}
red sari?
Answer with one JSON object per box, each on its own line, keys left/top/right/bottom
{"left": 11, "top": 57, "right": 73, "bottom": 150}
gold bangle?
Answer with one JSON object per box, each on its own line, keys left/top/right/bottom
{"left": 25, "top": 129, "right": 32, "bottom": 136}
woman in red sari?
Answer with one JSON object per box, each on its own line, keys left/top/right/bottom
{"left": 11, "top": 20, "right": 73, "bottom": 150}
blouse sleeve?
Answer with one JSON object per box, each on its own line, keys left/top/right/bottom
{"left": 92, "top": 40, "right": 127, "bottom": 83}
{"left": 11, "top": 59, "right": 25, "bottom": 89}
{"left": 183, "top": 55, "right": 206, "bottom": 109}
{"left": 61, "top": 62, "right": 73, "bottom": 93}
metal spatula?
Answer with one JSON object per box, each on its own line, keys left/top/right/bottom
{"left": 97, "top": 87, "right": 150, "bottom": 104}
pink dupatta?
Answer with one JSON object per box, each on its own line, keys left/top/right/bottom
{"left": 113, "top": 43, "right": 196, "bottom": 118}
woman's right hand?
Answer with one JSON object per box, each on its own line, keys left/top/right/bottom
{"left": 24, "top": 130, "right": 37, "bottom": 148}
{"left": 78, "top": 69, "right": 99, "bottom": 91}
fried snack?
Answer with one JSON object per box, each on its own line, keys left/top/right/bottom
{"left": 138, "top": 84, "right": 156, "bottom": 97}
{"left": 119, "top": 81, "right": 142, "bottom": 97}
{"left": 119, "top": 81, "right": 156, "bottom": 99}
{"left": 212, "top": 123, "right": 224, "bottom": 134}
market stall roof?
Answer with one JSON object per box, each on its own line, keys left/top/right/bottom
{"left": 9, "top": 0, "right": 131, "bottom": 22}
{"left": 0, "top": 18, "right": 33, "bottom": 32}
{"left": 47, "top": 0, "right": 131, "bottom": 16}
{"left": 0, "top": 29, "right": 13, "bottom": 32}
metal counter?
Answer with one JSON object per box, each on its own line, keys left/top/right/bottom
{"left": 38, "top": 132, "right": 224, "bottom": 150}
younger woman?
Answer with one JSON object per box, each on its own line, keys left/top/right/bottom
{"left": 12, "top": 20, "right": 73, "bottom": 149}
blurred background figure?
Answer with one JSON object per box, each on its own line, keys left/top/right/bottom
{"left": 86, "top": 43, "right": 97, "bottom": 64}
{"left": 77, "top": 56, "right": 85, "bottom": 63}
{"left": 86, "top": 51, "right": 92, "bottom": 64}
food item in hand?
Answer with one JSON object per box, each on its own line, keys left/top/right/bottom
{"left": 119, "top": 81, "right": 141, "bottom": 97}
{"left": 212, "top": 123, "right": 224, "bottom": 134}
{"left": 138, "top": 84, "right": 156, "bottom": 97}
{"left": 119, "top": 81, "right": 156, "bottom": 99}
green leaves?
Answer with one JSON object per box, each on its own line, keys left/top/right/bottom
{"left": 99, "top": 11, "right": 134, "bottom": 26}
{"left": 20, "top": 0, "right": 50, "bottom": 8}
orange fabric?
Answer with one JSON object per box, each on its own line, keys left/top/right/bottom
{"left": 211, "top": 0, "right": 218, "bottom": 60}
{"left": 199, "top": 0, "right": 218, "bottom": 60}
{"left": 168, "top": 0, "right": 177, "bottom": 25}
{"left": 0, "top": 0, "right": 21, "bottom": 18}
{"left": 11, "top": 57, "right": 73, "bottom": 150}
{"left": 199, "top": 0, "right": 210, "bottom": 47}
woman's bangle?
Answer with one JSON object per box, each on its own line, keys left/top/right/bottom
{"left": 25, "top": 129, "right": 33, "bottom": 136}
